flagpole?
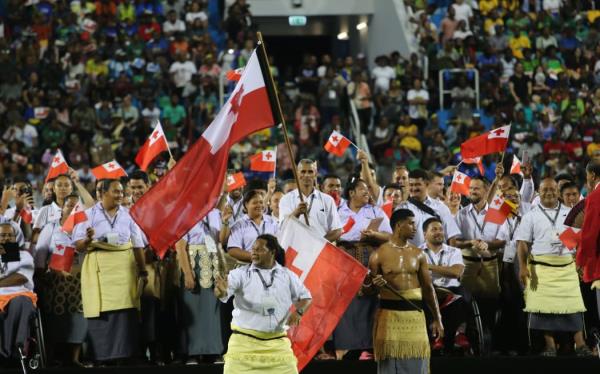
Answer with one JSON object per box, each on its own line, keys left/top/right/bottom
{"left": 256, "top": 32, "right": 310, "bottom": 226}
{"left": 272, "top": 148, "right": 277, "bottom": 180}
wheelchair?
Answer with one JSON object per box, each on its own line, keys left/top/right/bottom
{"left": 17, "top": 307, "right": 47, "bottom": 373}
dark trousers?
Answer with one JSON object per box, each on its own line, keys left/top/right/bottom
{"left": 0, "top": 296, "right": 35, "bottom": 359}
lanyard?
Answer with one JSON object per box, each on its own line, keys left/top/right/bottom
{"left": 255, "top": 269, "right": 276, "bottom": 291}
{"left": 233, "top": 200, "right": 244, "bottom": 221}
{"left": 300, "top": 193, "right": 316, "bottom": 215}
{"left": 469, "top": 208, "right": 487, "bottom": 236}
{"left": 100, "top": 207, "right": 119, "bottom": 229}
{"left": 539, "top": 203, "right": 561, "bottom": 229}
{"left": 507, "top": 216, "right": 521, "bottom": 241}
{"left": 250, "top": 218, "right": 266, "bottom": 237}
{"left": 425, "top": 248, "right": 444, "bottom": 266}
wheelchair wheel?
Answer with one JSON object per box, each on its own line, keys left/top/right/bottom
{"left": 470, "top": 300, "right": 485, "bottom": 356}
{"left": 28, "top": 355, "right": 40, "bottom": 370}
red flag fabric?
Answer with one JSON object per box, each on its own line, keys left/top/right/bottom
{"left": 249, "top": 150, "right": 276, "bottom": 172}
{"left": 510, "top": 155, "right": 522, "bottom": 175}
{"left": 278, "top": 217, "right": 368, "bottom": 371}
{"left": 559, "top": 227, "right": 582, "bottom": 250}
{"left": 135, "top": 121, "right": 169, "bottom": 171}
{"left": 19, "top": 208, "right": 33, "bottom": 225}
{"left": 45, "top": 150, "right": 69, "bottom": 182}
{"left": 463, "top": 157, "right": 484, "bottom": 175}
{"left": 342, "top": 217, "right": 355, "bottom": 233}
{"left": 226, "top": 172, "right": 247, "bottom": 192}
{"left": 460, "top": 125, "right": 511, "bottom": 159}
{"left": 450, "top": 170, "right": 471, "bottom": 196}
{"left": 324, "top": 131, "right": 352, "bottom": 157}
{"left": 484, "top": 194, "right": 512, "bottom": 224}
{"left": 62, "top": 202, "right": 88, "bottom": 233}
{"left": 577, "top": 186, "right": 600, "bottom": 282}
{"left": 226, "top": 68, "right": 243, "bottom": 81}
{"left": 48, "top": 244, "right": 76, "bottom": 272}
{"left": 381, "top": 201, "right": 393, "bottom": 218}
{"left": 130, "top": 48, "right": 277, "bottom": 257}
{"left": 34, "top": 107, "right": 50, "bottom": 119}
{"left": 91, "top": 160, "right": 127, "bottom": 180}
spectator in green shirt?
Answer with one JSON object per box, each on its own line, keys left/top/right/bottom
{"left": 162, "top": 94, "right": 186, "bottom": 126}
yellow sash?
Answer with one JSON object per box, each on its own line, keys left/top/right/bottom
{"left": 524, "top": 255, "right": 586, "bottom": 314}
{"left": 81, "top": 241, "right": 139, "bottom": 318}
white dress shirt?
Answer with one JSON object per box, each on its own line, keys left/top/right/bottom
{"left": 338, "top": 202, "right": 392, "bottom": 241}
{"left": 456, "top": 203, "right": 503, "bottom": 242}
{"left": 0, "top": 250, "right": 34, "bottom": 296}
{"left": 221, "top": 263, "right": 311, "bottom": 333}
{"left": 514, "top": 202, "right": 572, "bottom": 257}
{"left": 419, "top": 243, "right": 464, "bottom": 288}
{"left": 279, "top": 189, "right": 342, "bottom": 238}
{"left": 72, "top": 202, "right": 144, "bottom": 248}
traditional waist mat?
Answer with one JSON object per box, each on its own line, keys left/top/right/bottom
{"left": 379, "top": 298, "right": 424, "bottom": 311}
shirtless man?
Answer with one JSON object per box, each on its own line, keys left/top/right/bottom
{"left": 366, "top": 208, "right": 443, "bottom": 374}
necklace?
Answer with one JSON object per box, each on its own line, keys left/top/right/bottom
{"left": 390, "top": 241, "right": 410, "bottom": 250}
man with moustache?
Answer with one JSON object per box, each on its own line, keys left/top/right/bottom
{"left": 560, "top": 182, "right": 581, "bottom": 208}
{"left": 365, "top": 209, "right": 443, "bottom": 374}
{"left": 279, "top": 159, "right": 342, "bottom": 242}
{"left": 516, "top": 178, "right": 592, "bottom": 356}
{"left": 396, "top": 169, "right": 461, "bottom": 248}
{"left": 321, "top": 174, "right": 344, "bottom": 208}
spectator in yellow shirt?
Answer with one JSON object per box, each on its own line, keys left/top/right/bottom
{"left": 484, "top": 10, "right": 504, "bottom": 36}
{"left": 587, "top": 133, "right": 600, "bottom": 159}
{"left": 479, "top": 0, "right": 498, "bottom": 17}
{"left": 509, "top": 25, "right": 531, "bottom": 59}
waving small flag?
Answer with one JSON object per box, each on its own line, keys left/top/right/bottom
{"left": 48, "top": 244, "right": 76, "bottom": 272}
{"left": 227, "top": 172, "right": 247, "bottom": 192}
{"left": 484, "top": 194, "right": 514, "bottom": 224}
{"left": 461, "top": 125, "right": 511, "bottom": 159}
{"left": 250, "top": 150, "right": 276, "bottom": 172}
{"left": 342, "top": 216, "right": 356, "bottom": 233}
{"left": 91, "top": 160, "right": 127, "bottom": 180}
{"left": 62, "top": 202, "right": 88, "bottom": 233}
{"left": 226, "top": 68, "right": 244, "bottom": 81}
{"left": 381, "top": 200, "right": 394, "bottom": 218}
{"left": 463, "top": 157, "right": 484, "bottom": 175}
{"left": 135, "top": 121, "right": 169, "bottom": 171}
{"left": 324, "top": 130, "right": 352, "bottom": 157}
{"left": 450, "top": 170, "right": 471, "bottom": 196}
{"left": 46, "top": 150, "right": 70, "bottom": 182}
{"left": 559, "top": 227, "right": 581, "bottom": 250}
{"left": 510, "top": 155, "right": 522, "bottom": 175}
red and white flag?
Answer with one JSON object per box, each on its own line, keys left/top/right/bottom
{"left": 342, "top": 216, "right": 356, "bottom": 233}
{"left": 381, "top": 200, "right": 393, "bottom": 219}
{"left": 461, "top": 125, "right": 511, "bottom": 159}
{"left": 559, "top": 227, "right": 581, "bottom": 250}
{"left": 278, "top": 217, "right": 368, "bottom": 371}
{"left": 249, "top": 150, "right": 276, "bottom": 172}
{"left": 91, "top": 160, "right": 127, "bottom": 180}
{"left": 48, "top": 244, "right": 76, "bottom": 272}
{"left": 34, "top": 107, "right": 50, "bottom": 119}
{"left": 226, "top": 172, "right": 247, "bottom": 192}
{"left": 130, "top": 47, "right": 277, "bottom": 257}
{"left": 463, "top": 157, "right": 484, "bottom": 175}
{"left": 484, "top": 193, "right": 513, "bottom": 224}
{"left": 510, "top": 155, "right": 522, "bottom": 175}
{"left": 324, "top": 130, "right": 352, "bottom": 157}
{"left": 226, "top": 68, "right": 244, "bottom": 81}
{"left": 450, "top": 170, "right": 471, "bottom": 196}
{"left": 19, "top": 207, "right": 33, "bottom": 225}
{"left": 45, "top": 150, "right": 70, "bottom": 182}
{"left": 135, "top": 121, "right": 169, "bottom": 171}
{"left": 62, "top": 202, "right": 88, "bottom": 233}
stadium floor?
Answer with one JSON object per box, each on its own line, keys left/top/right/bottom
{"left": 7, "top": 356, "right": 600, "bottom": 374}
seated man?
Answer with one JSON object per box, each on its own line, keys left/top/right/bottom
{"left": 0, "top": 222, "right": 36, "bottom": 361}
{"left": 420, "top": 217, "right": 471, "bottom": 353}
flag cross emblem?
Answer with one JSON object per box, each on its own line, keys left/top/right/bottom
{"left": 264, "top": 152, "right": 272, "bottom": 160}
{"left": 492, "top": 128, "right": 505, "bottom": 136}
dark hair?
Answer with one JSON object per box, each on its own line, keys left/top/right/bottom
{"left": 408, "top": 169, "right": 430, "bottom": 182}
{"left": 500, "top": 174, "right": 520, "bottom": 189}
{"left": 321, "top": 174, "right": 341, "bottom": 187}
{"left": 245, "top": 178, "right": 268, "bottom": 193}
{"left": 383, "top": 183, "right": 403, "bottom": 196}
{"left": 423, "top": 217, "right": 443, "bottom": 233}
{"left": 390, "top": 208, "right": 415, "bottom": 229}
{"left": 129, "top": 170, "right": 149, "bottom": 184}
{"left": 586, "top": 160, "right": 600, "bottom": 176}
{"left": 243, "top": 189, "right": 264, "bottom": 209}
{"left": 344, "top": 177, "right": 367, "bottom": 200}
{"left": 100, "top": 179, "right": 122, "bottom": 192}
{"left": 65, "top": 193, "right": 79, "bottom": 200}
{"left": 554, "top": 173, "right": 573, "bottom": 183}
{"left": 560, "top": 181, "right": 579, "bottom": 195}
{"left": 256, "top": 234, "right": 285, "bottom": 266}
{"left": 470, "top": 175, "right": 490, "bottom": 187}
